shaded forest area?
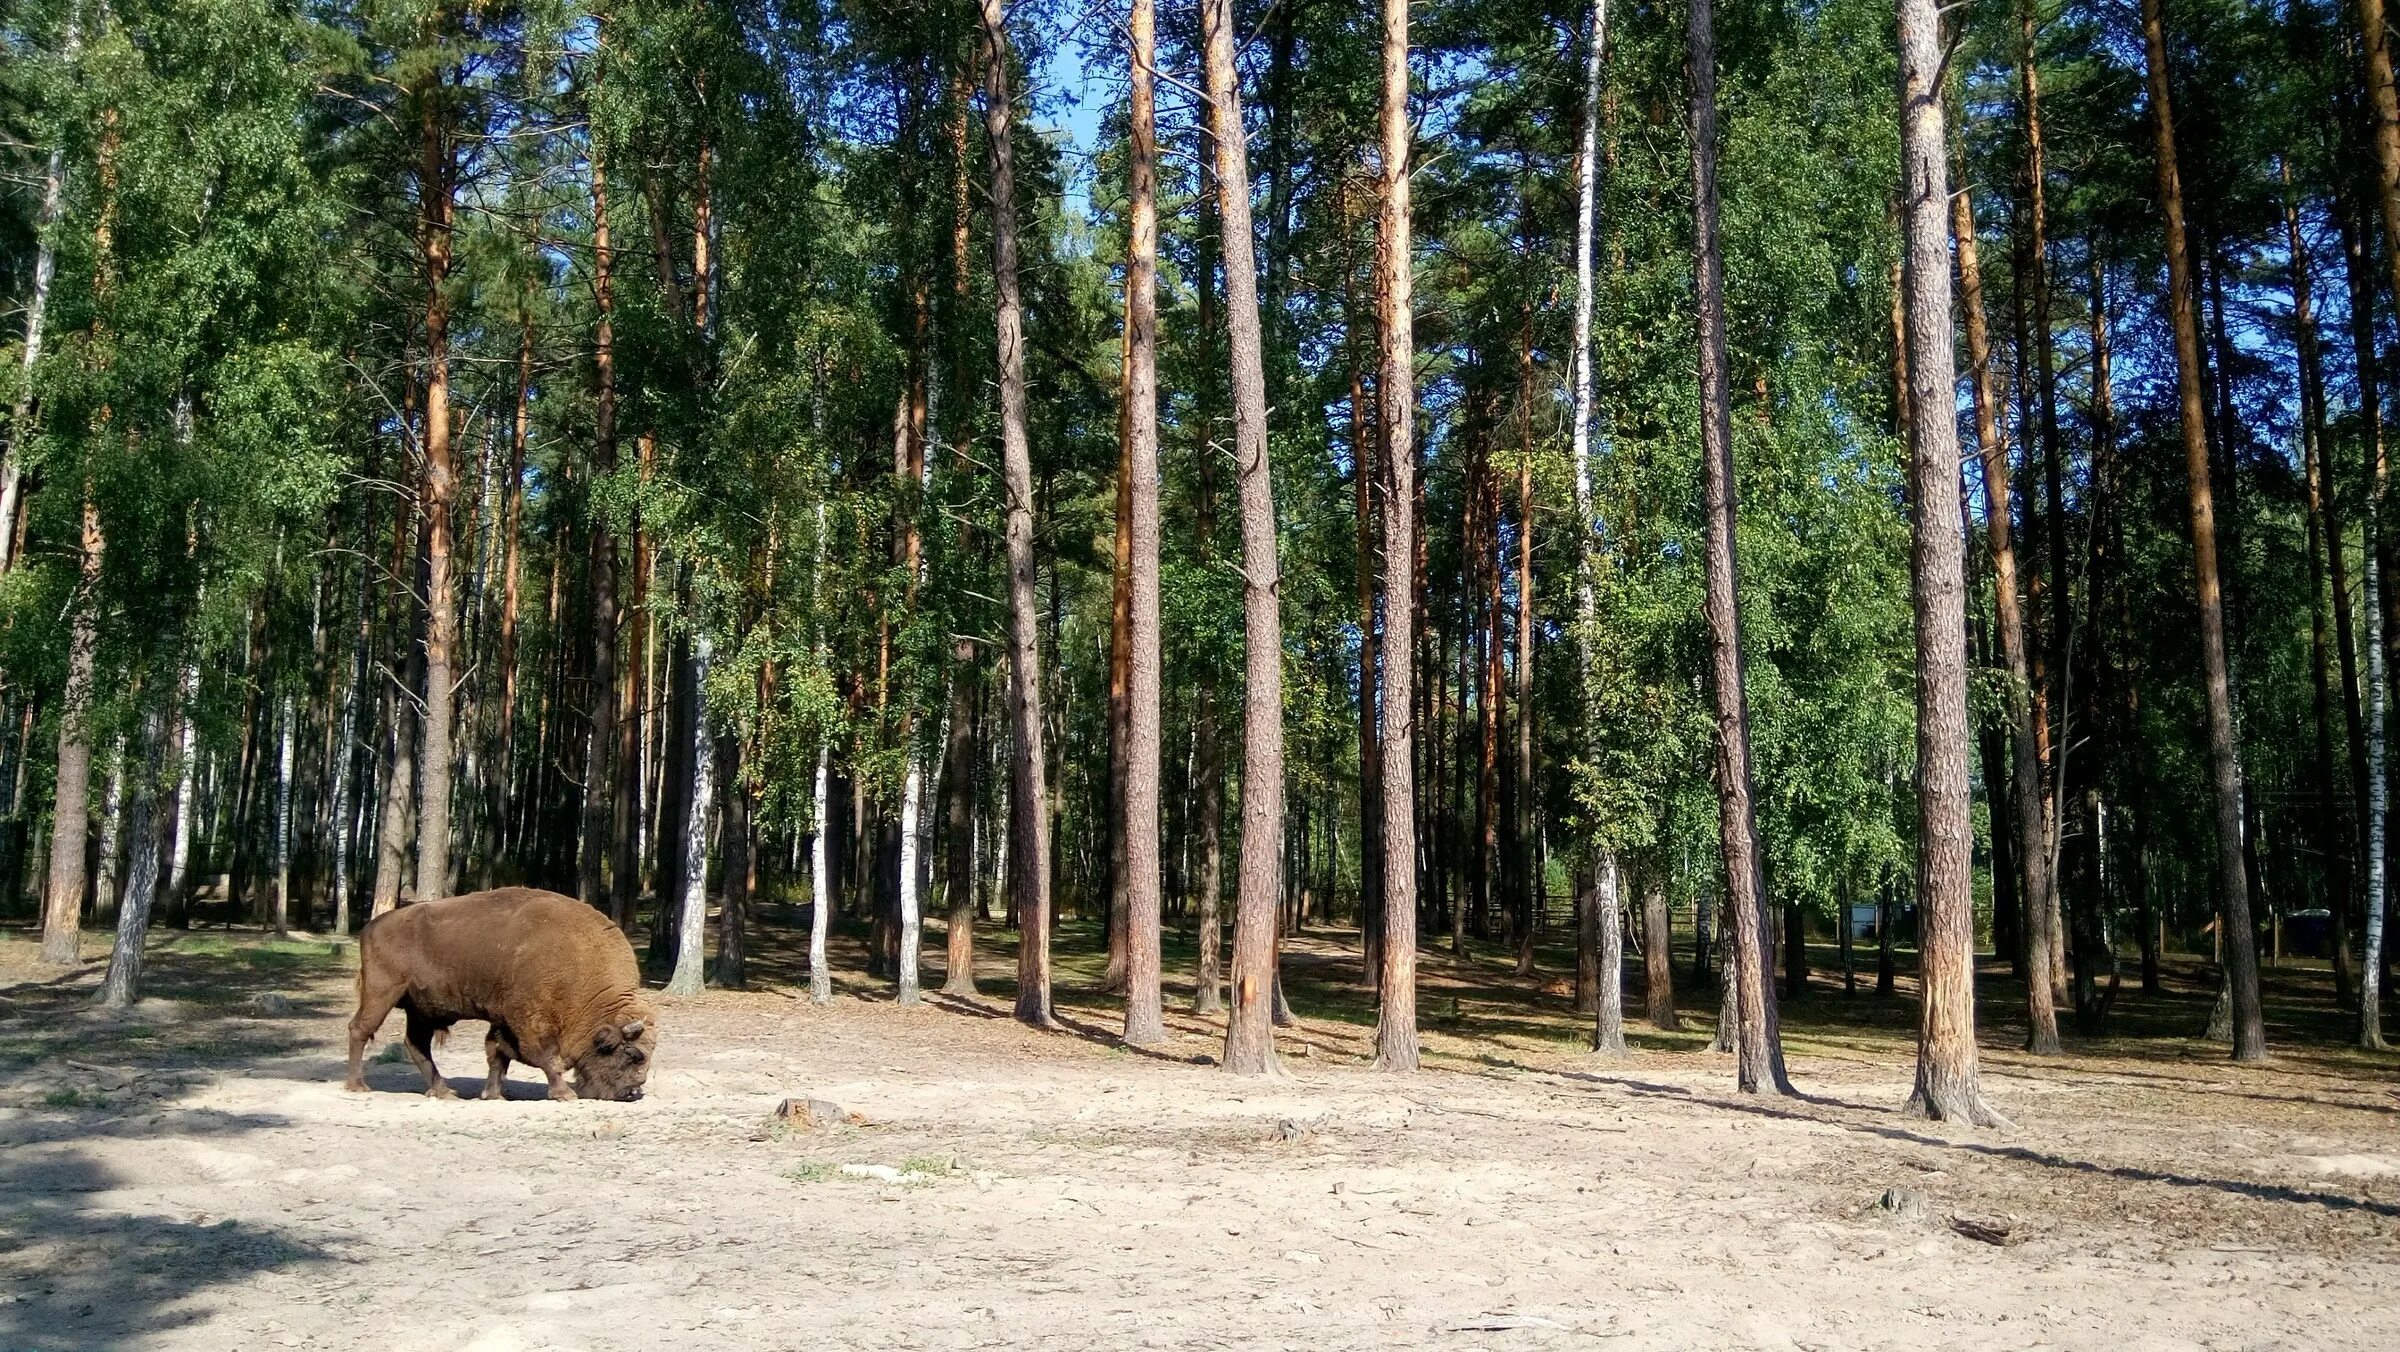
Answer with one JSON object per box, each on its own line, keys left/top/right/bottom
{"left": 3, "top": 0, "right": 2399, "bottom": 1105}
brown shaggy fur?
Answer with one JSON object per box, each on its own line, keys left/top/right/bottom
{"left": 344, "top": 888, "right": 660, "bottom": 1101}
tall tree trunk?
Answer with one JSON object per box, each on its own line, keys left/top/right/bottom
{"left": 1642, "top": 868, "right": 1677, "bottom": 1029}
{"left": 1371, "top": 0, "right": 1423, "bottom": 1073}
{"left": 488, "top": 304, "right": 531, "bottom": 884}
{"left": 1203, "top": 0, "right": 1288, "bottom": 1076}
{"left": 1688, "top": 0, "right": 1790, "bottom": 1094}
{"left": 1193, "top": 118, "right": 1226, "bottom": 1019}
{"left": 664, "top": 634, "right": 713, "bottom": 997}
{"left": 1514, "top": 319, "right": 1539, "bottom": 977}
{"left": 940, "top": 61, "right": 981, "bottom": 1000}
{"left": 99, "top": 699, "right": 167, "bottom": 1006}
{"left": 273, "top": 699, "right": 296, "bottom": 933}
{"left": 1120, "top": 0, "right": 1167, "bottom": 1048}
{"left": 0, "top": 11, "right": 76, "bottom": 577}
{"left": 898, "top": 759, "right": 924, "bottom": 1005}
{"left": 717, "top": 734, "right": 749, "bottom": 988}
{"left": 584, "top": 71, "right": 621, "bottom": 919}
{"left": 2140, "top": 0, "right": 2266, "bottom": 1060}
{"left": 2338, "top": 187, "right": 2384, "bottom": 1009}
{"left": 39, "top": 499, "right": 103, "bottom": 966}
{"left": 1951, "top": 144, "right": 2059, "bottom": 1054}
{"left": 414, "top": 81, "right": 459, "bottom": 908}
{"left": 979, "top": 0, "right": 1057, "bottom": 1029}
{"left": 1898, "top": 0, "right": 2007, "bottom": 1124}
{"left": 1593, "top": 854, "right": 1627, "bottom": 1054}
{"left": 2292, "top": 174, "right": 2360, "bottom": 1018}
{"left": 1569, "top": 0, "right": 1615, "bottom": 1036}
{"left": 811, "top": 741, "right": 833, "bottom": 1004}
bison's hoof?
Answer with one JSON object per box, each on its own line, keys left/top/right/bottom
{"left": 342, "top": 1077, "right": 369, "bottom": 1094}
{"left": 481, "top": 1082, "right": 506, "bottom": 1101}
{"left": 425, "top": 1081, "right": 458, "bottom": 1100}
{"left": 547, "top": 1085, "right": 578, "bottom": 1103}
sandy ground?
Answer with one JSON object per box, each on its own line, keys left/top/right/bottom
{"left": 4, "top": 927, "right": 2399, "bottom": 1352}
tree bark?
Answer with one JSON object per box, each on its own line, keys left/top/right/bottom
{"left": 1593, "top": 854, "right": 1627, "bottom": 1054}
{"left": 99, "top": 700, "right": 168, "bottom": 1007}
{"left": 40, "top": 497, "right": 102, "bottom": 966}
{"left": 1371, "top": 0, "right": 1422, "bottom": 1073}
{"left": 414, "top": 79, "right": 460, "bottom": 909}
{"left": 584, "top": 68, "right": 621, "bottom": 919}
{"left": 1643, "top": 870, "right": 1678, "bottom": 1029}
{"left": 898, "top": 759, "right": 924, "bottom": 1005}
{"left": 1202, "top": 0, "right": 1288, "bottom": 1077}
{"left": 1120, "top": 0, "right": 1166, "bottom": 1048}
{"left": 1897, "top": 0, "right": 2007, "bottom": 1124}
{"left": 1193, "top": 117, "right": 1226, "bottom": 1020}
{"left": 1688, "top": 0, "right": 1790, "bottom": 1095}
{"left": 1950, "top": 154, "right": 2059, "bottom": 1055}
{"left": 1569, "top": 0, "right": 1610, "bottom": 1028}
{"left": 664, "top": 633, "right": 713, "bottom": 997}
{"left": 979, "top": 0, "right": 1056, "bottom": 1029}
{"left": 2140, "top": 0, "right": 2266, "bottom": 1061}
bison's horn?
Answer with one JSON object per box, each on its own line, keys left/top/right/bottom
{"left": 621, "top": 1019, "right": 647, "bottom": 1041}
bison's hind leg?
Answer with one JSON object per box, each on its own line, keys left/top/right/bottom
{"left": 482, "top": 1025, "right": 521, "bottom": 1100}
{"left": 403, "top": 1010, "right": 458, "bottom": 1099}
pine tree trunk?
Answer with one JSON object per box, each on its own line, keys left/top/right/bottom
{"left": 414, "top": 84, "right": 459, "bottom": 910}
{"left": 1688, "top": 0, "right": 1789, "bottom": 1094}
{"left": 1513, "top": 326, "right": 1538, "bottom": 979}
{"left": 1898, "top": 0, "right": 2005, "bottom": 1123}
{"left": 1370, "top": 0, "right": 1422, "bottom": 1073}
{"left": 1951, "top": 138, "right": 2059, "bottom": 1055}
{"left": 2140, "top": 0, "right": 2266, "bottom": 1060}
{"left": 41, "top": 498, "right": 103, "bottom": 966}
{"left": 489, "top": 305, "right": 531, "bottom": 885}
{"left": 717, "top": 733, "right": 749, "bottom": 989}
{"left": 584, "top": 67, "right": 621, "bottom": 919}
{"left": 1202, "top": 0, "right": 1287, "bottom": 1076}
{"left": 979, "top": 0, "right": 1057, "bottom": 1029}
{"left": 1119, "top": 0, "right": 1167, "bottom": 1048}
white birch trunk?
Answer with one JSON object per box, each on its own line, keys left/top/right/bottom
{"left": 666, "top": 634, "right": 714, "bottom": 995}
{"left": 0, "top": 11, "right": 77, "bottom": 574}
{"left": 94, "top": 739, "right": 125, "bottom": 918}
{"left": 1571, "top": 0, "right": 1619, "bottom": 1057}
{"left": 898, "top": 761, "right": 924, "bottom": 1006}
{"left": 273, "top": 695, "right": 296, "bottom": 934}
{"left": 167, "top": 658, "right": 200, "bottom": 906}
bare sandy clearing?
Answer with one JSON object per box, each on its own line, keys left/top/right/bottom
{"left": 3, "top": 931, "right": 2397, "bottom": 1351}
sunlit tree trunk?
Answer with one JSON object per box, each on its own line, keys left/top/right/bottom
{"left": 1898, "top": 0, "right": 2006, "bottom": 1124}
{"left": 1569, "top": 0, "right": 1613, "bottom": 1034}
{"left": 1951, "top": 142, "right": 2059, "bottom": 1055}
{"left": 273, "top": 697, "right": 296, "bottom": 933}
{"left": 1687, "top": 0, "right": 1789, "bottom": 1094}
{"left": 1201, "top": 0, "right": 1288, "bottom": 1076}
{"left": 0, "top": 11, "right": 75, "bottom": 577}
{"left": 414, "top": 77, "right": 460, "bottom": 908}
{"left": 898, "top": 760, "right": 924, "bottom": 1005}
{"left": 1642, "top": 870, "right": 1677, "bottom": 1029}
{"left": 1370, "top": 0, "right": 1423, "bottom": 1073}
{"left": 664, "top": 635, "right": 713, "bottom": 997}
{"left": 2140, "top": 0, "right": 2265, "bottom": 1060}
{"left": 1120, "top": 0, "right": 1166, "bottom": 1048}
{"left": 979, "top": 0, "right": 1057, "bottom": 1028}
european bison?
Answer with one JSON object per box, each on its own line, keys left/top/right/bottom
{"left": 344, "top": 887, "right": 659, "bottom": 1102}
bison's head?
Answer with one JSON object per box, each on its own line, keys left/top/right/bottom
{"left": 571, "top": 1012, "right": 657, "bottom": 1101}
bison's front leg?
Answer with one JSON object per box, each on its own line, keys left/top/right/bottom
{"left": 404, "top": 1011, "right": 457, "bottom": 1099}
{"left": 534, "top": 1050, "right": 577, "bottom": 1102}
{"left": 345, "top": 978, "right": 406, "bottom": 1093}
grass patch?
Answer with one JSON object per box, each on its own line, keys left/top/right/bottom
{"left": 784, "top": 1162, "right": 838, "bottom": 1184}
{"left": 41, "top": 1087, "right": 90, "bottom": 1109}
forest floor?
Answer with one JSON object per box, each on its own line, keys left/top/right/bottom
{"left": 3, "top": 908, "right": 2399, "bottom": 1351}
